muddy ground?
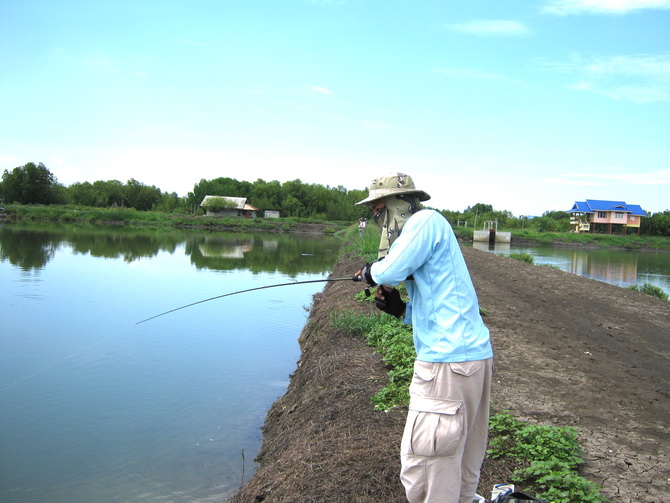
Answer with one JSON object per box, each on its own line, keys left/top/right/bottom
{"left": 228, "top": 246, "right": 669, "bottom": 503}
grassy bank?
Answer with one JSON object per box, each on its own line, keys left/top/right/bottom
{"left": 5, "top": 204, "right": 669, "bottom": 249}
{"left": 0, "top": 204, "right": 348, "bottom": 234}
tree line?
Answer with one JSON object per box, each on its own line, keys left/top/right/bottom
{"left": 0, "top": 162, "right": 370, "bottom": 221}
{"left": 2, "top": 162, "right": 669, "bottom": 235}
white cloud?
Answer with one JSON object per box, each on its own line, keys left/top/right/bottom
{"left": 585, "top": 55, "right": 670, "bottom": 77}
{"left": 599, "top": 85, "right": 670, "bottom": 103}
{"left": 568, "top": 81, "right": 594, "bottom": 90}
{"left": 543, "top": 0, "right": 670, "bottom": 15}
{"left": 308, "top": 85, "right": 334, "bottom": 96}
{"left": 539, "top": 54, "right": 670, "bottom": 103}
{"left": 444, "top": 19, "right": 531, "bottom": 36}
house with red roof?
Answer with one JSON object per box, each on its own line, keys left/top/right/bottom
{"left": 568, "top": 200, "right": 646, "bottom": 235}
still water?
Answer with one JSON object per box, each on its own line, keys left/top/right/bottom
{"left": 0, "top": 224, "right": 342, "bottom": 503}
{"left": 472, "top": 241, "right": 670, "bottom": 294}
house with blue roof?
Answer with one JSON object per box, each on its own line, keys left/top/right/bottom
{"left": 568, "top": 200, "right": 646, "bottom": 235}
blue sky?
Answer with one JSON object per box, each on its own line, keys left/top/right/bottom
{"left": 1, "top": 0, "right": 668, "bottom": 216}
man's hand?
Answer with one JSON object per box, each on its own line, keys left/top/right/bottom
{"left": 375, "top": 286, "right": 405, "bottom": 318}
{"left": 354, "top": 263, "right": 376, "bottom": 286}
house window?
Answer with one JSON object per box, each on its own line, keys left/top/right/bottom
{"left": 615, "top": 212, "right": 624, "bottom": 219}
{"left": 598, "top": 212, "right": 607, "bottom": 218}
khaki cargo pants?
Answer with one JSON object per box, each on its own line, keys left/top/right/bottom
{"left": 400, "top": 358, "right": 493, "bottom": 503}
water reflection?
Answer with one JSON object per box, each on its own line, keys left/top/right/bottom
{"left": 567, "top": 250, "right": 639, "bottom": 285}
{"left": 472, "top": 241, "right": 670, "bottom": 293}
{"left": 0, "top": 224, "right": 340, "bottom": 276}
{"left": 472, "top": 241, "right": 510, "bottom": 254}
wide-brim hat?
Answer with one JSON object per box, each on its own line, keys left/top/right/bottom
{"left": 355, "top": 172, "right": 431, "bottom": 206}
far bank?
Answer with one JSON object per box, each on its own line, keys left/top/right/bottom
{"left": 4, "top": 204, "right": 670, "bottom": 251}
{"left": 0, "top": 204, "right": 349, "bottom": 235}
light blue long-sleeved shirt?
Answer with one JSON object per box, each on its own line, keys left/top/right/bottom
{"left": 370, "top": 209, "right": 493, "bottom": 363}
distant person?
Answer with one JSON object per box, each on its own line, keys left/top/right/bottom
{"left": 358, "top": 217, "right": 367, "bottom": 236}
{"left": 354, "top": 172, "right": 493, "bottom": 503}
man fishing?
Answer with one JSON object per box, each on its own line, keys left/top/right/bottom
{"left": 354, "top": 172, "right": 493, "bottom": 503}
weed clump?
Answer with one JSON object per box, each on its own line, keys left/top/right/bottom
{"left": 509, "top": 252, "right": 534, "bottom": 264}
{"left": 488, "top": 412, "right": 607, "bottom": 503}
{"left": 627, "top": 282, "right": 669, "bottom": 300}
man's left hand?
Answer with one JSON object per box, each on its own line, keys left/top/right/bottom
{"left": 355, "top": 263, "right": 376, "bottom": 286}
{"left": 375, "top": 287, "right": 405, "bottom": 318}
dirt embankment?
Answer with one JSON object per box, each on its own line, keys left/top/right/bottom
{"left": 228, "top": 247, "right": 670, "bottom": 503}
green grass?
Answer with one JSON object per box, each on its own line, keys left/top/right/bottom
{"left": 508, "top": 252, "right": 535, "bottom": 263}
{"left": 2, "top": 204, "right": 350, "bottom": 233}
{"left": 340, "top": 224, "right": 380, "bottom": 262}
{"left": 627, "top": 282, "right": 669, "bottom": 300}
{"left": 488, "top": 412, "right": 607, "bottom": 503}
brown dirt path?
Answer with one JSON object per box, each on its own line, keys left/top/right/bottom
{"left": 228, "top": 247, "right": 670, "bottom": 503}
{"left": 467, "top": 247, "right": 669, "bottom": 503}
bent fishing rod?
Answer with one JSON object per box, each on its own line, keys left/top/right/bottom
{"left": 134, "top": 275, "right": 364, "bottom": 326}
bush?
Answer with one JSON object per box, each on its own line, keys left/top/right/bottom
{"left": 627, "top": 282, "right": 669, "bottom": 300}
{"left": 488, "top": 411, "right": 607, "bottom": 503}
{"left": 509, "top": 252, "right": 534, "bottom": 264}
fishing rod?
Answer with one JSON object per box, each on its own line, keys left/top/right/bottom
{"left": 134, "top": 276, "right": 362, "bottom": 326}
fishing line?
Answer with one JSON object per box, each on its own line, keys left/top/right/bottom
{"left": 134, "top": 276, "right": 358, "bottom": 326}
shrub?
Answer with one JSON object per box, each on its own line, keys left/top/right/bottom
{"left": 509, "top": 252, "right": 534, "bottom": 264}
{"left": 488, "top": 412, "right": 607, "bottom": 503}
{"left": 627, "top": 282, "right": 669, "bottom": 300}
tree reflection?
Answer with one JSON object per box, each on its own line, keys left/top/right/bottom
{"left": 0, "top": 225, "right": 339, "bottom": 276}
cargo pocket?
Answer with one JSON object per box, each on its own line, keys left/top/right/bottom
{"left": 413, "top": 360, "right": 436, "bottom": 383}
{"left": 450, "top": 360, "right": 482, "bottom": 377}
{"left": 402, "top": 396, "right": 463, "bottom": 458}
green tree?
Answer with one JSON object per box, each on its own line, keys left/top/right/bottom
{"left": 154, "top": 191, "right": 185, "bottom": 213}
{"left": 537, "top": 210, "right": 570, "bottom": 232}
{"left": 92, "top": 180, "right": 126, "bottom": 207}
{"left": 250, "top": 179, "right": 282, "bottom": 210}
{"left": 124, "top": 178, "right": 161, "bottom": 211}
{"left": 642, "top": 210, "right": 670, "bottom": 236}
{"left": 282, "top": 194, "right": 304, "bottom": 217}
{"left": 466, "top": 203, "right": 494, "bottom": 215}
{"left": 67, "top": 181, "right": 97, "bottom": 206}
{"left": 0, "top": 162, "right": 58, "bottom": 204}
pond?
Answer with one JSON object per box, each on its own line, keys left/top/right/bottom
{"left": 472, "top": 241, "right": 670, "bottom": 295}
{"left": 0, "top": 224, "right": 342, "bottom": 503}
